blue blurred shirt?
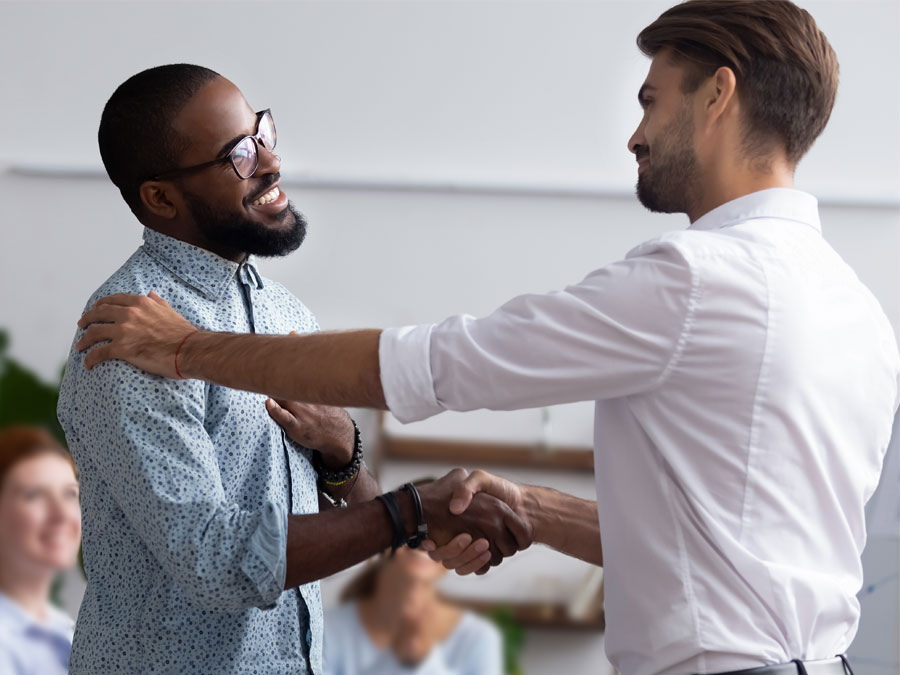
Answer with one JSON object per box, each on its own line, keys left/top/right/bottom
{"left": 0, "top": 593, "right": 73, "bottom": 675}
{"left": 58, "top": 228, "right": 323, "bottom": 674}
{"left": 324, "top": 603, "right": 503, "bottom": 675}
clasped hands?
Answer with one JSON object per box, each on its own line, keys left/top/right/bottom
{"left": 268, "top": 399, "right": 533, "bottom": 575}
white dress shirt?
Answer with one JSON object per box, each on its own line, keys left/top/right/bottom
{"left": 379, "top": 189, "right": 900, "bottom": 675}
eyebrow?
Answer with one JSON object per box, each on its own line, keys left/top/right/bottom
{"left": 216, "top": 134, "right": 247, "bottom": 158}
{"left": 638, "top": 84, "right": 656, "bottom": 108}
{"left": 215, "top": 110, "right": 265, "bottom": 158}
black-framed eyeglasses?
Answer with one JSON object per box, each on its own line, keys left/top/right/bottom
{"left": 148, "top": 109, "right": 276, "bottom": 182}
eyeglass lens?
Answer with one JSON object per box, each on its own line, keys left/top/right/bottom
{"left": 232, "top": 111, "right": 277, "bottom": 179}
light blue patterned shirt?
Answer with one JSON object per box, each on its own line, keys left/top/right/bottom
{"left": 58, "top": 227, "right": 323, "bottom": 674}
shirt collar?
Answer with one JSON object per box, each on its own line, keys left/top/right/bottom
{"left": 141, "top": 228, "right": 263, "bottom": 301}
{"left": 0, "top": 592, "right": 74, "bottom": 637}
{"left": 689, "top": 188, "right": 821, "bottom": 234}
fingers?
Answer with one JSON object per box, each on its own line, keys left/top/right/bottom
{"left": 77, "top": 304, "right": 132, "bottom": 330}
{"left": 93, "top": 292, "right": 147, "bottom": 308}
{"left": 75, "top": 322, "right": 119, "bottom": 351}
{"left": 504, "top": 508, "right": 533, "bottom": 551}
{"left": 453, "top": 546, "right": 493, "bottom": 575}
{"left": 265, "top": 398, "right": 296, "bottom": 428}
{"left": 449, "top": 470, "right": 495, "bottom": 515}
{"left": 441, "top": 538, "right": 491, "bottom": 572}
{"left": 83, "top": 344, "right": 114, "bottom": 370}
{"left": 423, "top": 533, "right": 492, "bottom": 575}
{"left": 147, "top": 290, "right": 172, "bottom": 308}
{"left": 424, "top": 532, "right": 472, "bottom": 563}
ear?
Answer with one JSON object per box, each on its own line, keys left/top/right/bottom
{"left": 138, "top": 181, "right": 179, "bottom": 220}
{"left": 701, "top": 66, "right": 738, "bottom": 127}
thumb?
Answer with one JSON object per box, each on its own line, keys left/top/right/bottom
{"left": 266, "top": 398, "right": 295, "bottom": 427}
{"left": 449, "top": 471, "right": 495, "bottom": 515}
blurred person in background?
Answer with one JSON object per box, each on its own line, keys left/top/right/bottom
{"left": 326, "top": 545, "right": 502, "bottom": 675}
{"left": 0, "top": 426, "right": 81, "bottom": 675}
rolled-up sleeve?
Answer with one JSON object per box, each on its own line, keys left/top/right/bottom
{"left": 380, "top": 241, "right": 696, "bottom": 423}
{"left": 59, "top": 348, "right": 287, "bottom": 611}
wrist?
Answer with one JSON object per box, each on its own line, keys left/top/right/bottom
{"left": 318, "top": 427, "right": 355, "bottom": 469}
{"left": 174, "top": 329, "right": 207, "bottom": 379}
{"left": 314, "top": 419, "right": 363, "bottom": 485}
{"left": 521, "top": 485, "right": 550, "bottom": 545}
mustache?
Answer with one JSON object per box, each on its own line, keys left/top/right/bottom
{"left": 246, "top": 172, "right": 281, "bottom": 203}
{"left": 634, "top": 146, "right": 649, "bottom": 161}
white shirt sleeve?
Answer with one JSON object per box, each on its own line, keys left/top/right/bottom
{"left": 380, "top": 240, "right": 697, "bottom": 423}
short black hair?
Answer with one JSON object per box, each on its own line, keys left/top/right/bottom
{"left": 98, "top": 64, "right": 221, "bottom": 216}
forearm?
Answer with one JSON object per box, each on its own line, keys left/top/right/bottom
{"left": 284, "top": 493, "right": 415, "bottom": 588}
{"left": 521, "top": 485, "right": 602, "bottom": 565}
{"left": 179, "top": 330, "right": 387, "bottom": 408}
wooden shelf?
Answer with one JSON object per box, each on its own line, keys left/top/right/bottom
{"left": 446, "top": 596, "right": 605, "bottom": 631}
{"left": 381, "top": 436, "right": 594, "bottom": 472}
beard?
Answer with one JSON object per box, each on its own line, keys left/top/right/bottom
{"left": 184, "top": 191, "right": 308, "bottom": 258}
{"left": 635, "top": 102, "right": 701, "bottom": 215}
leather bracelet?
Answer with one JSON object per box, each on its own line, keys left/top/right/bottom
{"left": 314, "top": 419, "right": 363, "bottom": 484}
{"left": 400, "top": 483, "right": 428, "bottom": 549}
{"left": 376, "top": 491, "right": 406, "bottom": 556}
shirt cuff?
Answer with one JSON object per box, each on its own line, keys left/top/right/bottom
{"left": 240, "top": 501, "right": 288, "bottom": 610}
{"left": 379, "top": 325, "right": 443, "bottom": 423}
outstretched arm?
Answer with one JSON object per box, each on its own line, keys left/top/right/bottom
{"left": 424, "top": 470, "right": 602, "bottom": 571}
{"left": 77, "top": 291, "right": 386, "bottom": 407}
{"left": 283, "top": 469, "right": 532, "bottom": 587}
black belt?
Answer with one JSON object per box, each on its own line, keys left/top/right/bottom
{"left": 709, "top": 656, "right": 854, "bottom": 675}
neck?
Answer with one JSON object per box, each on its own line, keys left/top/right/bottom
{"left": 145, "top": 223, "right": 248, "bottom": 264}
{"left": 0, "top": 565, "right": 54, "bottom": 622}
{"left": 688, "top": 153, "right": 795, "bottom": 223}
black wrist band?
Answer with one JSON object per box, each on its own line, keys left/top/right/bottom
{"left": 376, "top": 492, "right": 406, "bottom": 556}
{"left": 314, "top": 418, "right": 363, "bottom": 486}
{"left": 400, "top": 483, "right": 429, "bottom": 549}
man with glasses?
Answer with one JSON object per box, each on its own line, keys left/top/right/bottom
{"left": 57, "top": 64, "right": 528, "bottom": 675}
{"left": 76, "top": 2, "right": 900, "bottom": 673}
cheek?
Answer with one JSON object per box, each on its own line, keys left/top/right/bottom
{"left": 0, "top": 504, "right": 46, "bottom": 546}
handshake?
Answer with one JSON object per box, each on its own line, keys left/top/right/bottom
{"left": 413, "top": 468, "right": 534, "bottom": 576}
{"left": 263, "top": 395, "right": 539, "bottom": 576}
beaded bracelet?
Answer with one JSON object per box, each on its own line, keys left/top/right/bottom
{"left": 313, "top": 419, "right": 363, "bottom": 485}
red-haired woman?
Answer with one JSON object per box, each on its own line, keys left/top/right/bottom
{"left": 0, "top": 426, "right": 82, "bottom": 675}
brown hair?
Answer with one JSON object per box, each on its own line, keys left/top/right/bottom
{"left": 0, "top": 426, "right": 75, "bottom": 489}
{"left": 637, "top": 0, "right": 839, "bottom": 163}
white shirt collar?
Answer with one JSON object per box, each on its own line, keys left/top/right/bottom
{"left": 690, "top": 187, "right": 821, "bottom": 234}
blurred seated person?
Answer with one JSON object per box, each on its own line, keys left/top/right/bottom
{"left": 0, "top": 426, "right": 82, "bottom": 675}
{"left": 326, "top": 544, "right": 503, "bottom": 675}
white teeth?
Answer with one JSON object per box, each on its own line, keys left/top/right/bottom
{"left": 251, "top": 186, "right": 280, "bottom": 206}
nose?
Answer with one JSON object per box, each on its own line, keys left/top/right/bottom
{"left": 255, "top": 142, "right": 281, "bottom": 176}
{"left": 628, "top": 118, "right": 646, "bottom": 155}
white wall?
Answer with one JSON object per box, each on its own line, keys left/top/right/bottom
{"left": 1, "top": 2, "right": 898, "bottom": 674}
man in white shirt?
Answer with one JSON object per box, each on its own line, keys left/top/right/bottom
{"left": 75, "top": 1, "right": 900, "bottom": 674}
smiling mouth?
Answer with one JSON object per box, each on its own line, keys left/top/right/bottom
{"left": 250, "top": 186, "right": 280, "bottom": 206}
